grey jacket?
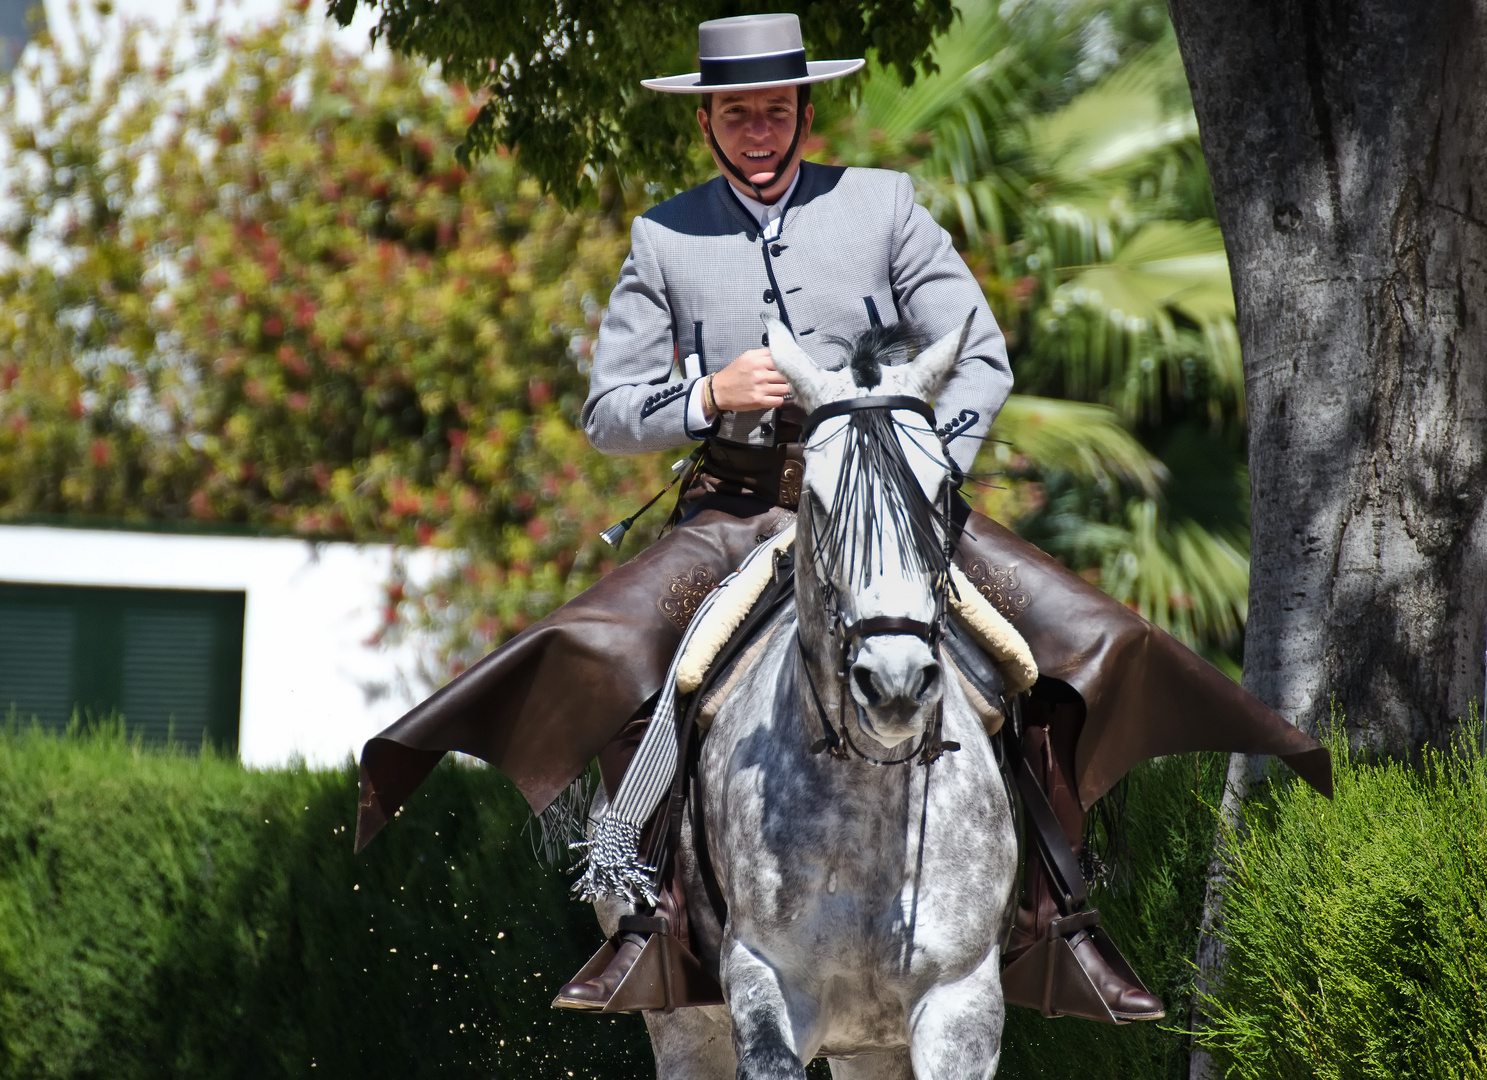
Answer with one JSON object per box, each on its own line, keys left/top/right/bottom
{"left": 582, "top": 163, "right": 1012, "bottom": 471}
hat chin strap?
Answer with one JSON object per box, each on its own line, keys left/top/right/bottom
{"left": 708, "top": 108, "right": 805, "bottom": 204}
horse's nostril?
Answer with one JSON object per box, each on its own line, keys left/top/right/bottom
{"left": 853, "top": 666, "right": 881, "bottom": 705}
{"left": 915, "top": 661, "right": 941, "bottom": 702}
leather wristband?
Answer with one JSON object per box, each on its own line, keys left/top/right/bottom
{"left": 703, "top": 374, "right": 721, "bottom": 417}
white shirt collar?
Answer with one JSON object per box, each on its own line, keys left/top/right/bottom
{"left": 726, "top": 168, "right": 802, "bottom": 241}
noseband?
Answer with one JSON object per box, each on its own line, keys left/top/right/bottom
{"left": 796, "top": 395, "right": 959, "bottom": 765}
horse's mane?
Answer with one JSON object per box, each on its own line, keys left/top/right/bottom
{"left": 826, "top": 322, "right": 925, "bottom": 389}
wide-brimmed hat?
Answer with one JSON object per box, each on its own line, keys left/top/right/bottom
{"left": 642, "top": 13, "right": 864, "bottom": 94}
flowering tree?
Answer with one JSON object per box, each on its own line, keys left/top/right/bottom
{"left": 0, "top": 6, "right": 674, "bottom": 669}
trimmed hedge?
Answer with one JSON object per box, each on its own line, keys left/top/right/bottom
{"left": 0, "top": 722, "right": 652, "bottom": 1079}
{"left": 0, "top": 721, "right": 1230, "bottom": 1078}
{"left": 1200, "top": 734, "right": 1487, "bottom": 1079}
{"left": 996, "top": 751, "right": 1227, "bottom": 1079}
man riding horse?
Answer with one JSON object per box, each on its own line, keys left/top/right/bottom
{"left": 353, "top": 13, "right": 1330, "bottom": 1026}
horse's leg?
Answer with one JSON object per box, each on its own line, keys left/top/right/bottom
{"left": 905, "top": 946, "right": 1005, "bottom": 1079}
{"left": 723, "top": 941, "right": 816, "bottom": 1080}
{"left": 826, "top": 1051, "right": 915, "bottom": 1080}
{"left": 643, "top": 1005, "right": 737, "bottom": 1079}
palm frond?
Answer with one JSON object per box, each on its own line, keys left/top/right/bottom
{"left": 986, "top": 395, "right": 1166, "bottom": 498}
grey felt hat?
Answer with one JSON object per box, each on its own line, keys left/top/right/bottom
{"left": 642, "top": 13, "right": 864, "bottom": 94}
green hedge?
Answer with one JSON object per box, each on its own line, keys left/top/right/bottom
{"left": 1199, "top": 734, "right": 1487, "bottom": 1079}
{"left": 18, "top": 718, "right": 1487, "bottom": 1078}
{"left": 996, "top": 751, "right": 1227, "bottom": 1079}
{"left": 0, "top": 723, "right": 652, "bottom": 1079}
{"left": 0, "top": 722, "right": 1235, "bottom": 1078}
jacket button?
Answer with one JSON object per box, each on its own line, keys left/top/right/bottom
{"left": 770, "top": 244, "right": 785, "bottom": 257}
{"left": 763, "top": 289, "right": 774, "bottom": 303}
{"left": 761, "top": 333, "right": 769, "bottom": 346}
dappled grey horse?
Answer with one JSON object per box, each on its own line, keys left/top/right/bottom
{"left": 603, "top": 317, "right": 1020, "bottom": 1079}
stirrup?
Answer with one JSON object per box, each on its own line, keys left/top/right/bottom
{"left": 1000, "top": 909, "right": 1163, "bottom": 1024}
{"left": 552, "top": 915, "right": 724, "bottom": 1014}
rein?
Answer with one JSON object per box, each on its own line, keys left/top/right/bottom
{"left": 795, "top": 394, "right": 960, "bottom": 767}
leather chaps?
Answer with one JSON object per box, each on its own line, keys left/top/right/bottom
{"left": 355, "top": 498, "right": 1331, "bottom": 853}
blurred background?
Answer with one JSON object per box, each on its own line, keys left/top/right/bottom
{"left": 0, "top": 0, "right": 1255, "bottom": 1076}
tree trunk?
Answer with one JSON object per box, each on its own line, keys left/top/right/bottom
{"left": 1167, "top": 0, "right": 1487, "bottom": 754}
{"left": 1167, "top": 4, "right": 1487, "bottom": 1073}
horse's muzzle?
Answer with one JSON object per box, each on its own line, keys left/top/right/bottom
{"left": 848, "top": 635, "right": 943, "bottom": 744}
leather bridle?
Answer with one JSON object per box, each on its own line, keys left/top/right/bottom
{"left": 794, "top": 395, "right": 959, "bottom": 765}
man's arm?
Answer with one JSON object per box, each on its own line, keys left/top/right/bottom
{"left": 888, "top": 172, "right": 1013, "bottom": 473}
{"left": 582, "top": 215, "right": 793, "bottom": 453}
{"left": 582, "top": 216, "right": 709, "bottom": 454}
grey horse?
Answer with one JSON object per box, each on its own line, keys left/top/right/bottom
{"left": 601, "top": 317, "right": 1021, "bottom": 1079}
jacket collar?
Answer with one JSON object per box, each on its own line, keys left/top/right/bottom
{"left": 712, "top": 161, "right": 818, "bottom": 240}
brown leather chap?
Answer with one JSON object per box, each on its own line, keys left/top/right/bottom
{"left": 354, "top": 437, "right": 1332, "bottom": 852}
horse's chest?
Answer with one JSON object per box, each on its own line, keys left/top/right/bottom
{"left": 715, "top": 751, "right": 1010, "bottom": 980}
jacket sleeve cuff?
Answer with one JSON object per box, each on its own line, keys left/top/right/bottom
{"left": 684, "top": 378, "right": 717, "bottom": 440}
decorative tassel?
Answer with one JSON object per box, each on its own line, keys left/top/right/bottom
{"left": 598, "top": 450, "right": 702, "bottom": 547}
{"left": 570, "top": 816, "right": 659, "bottom": 906}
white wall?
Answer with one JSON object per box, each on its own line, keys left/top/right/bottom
{"left": 0, "top": 523, "right": 446, "bottom": 767}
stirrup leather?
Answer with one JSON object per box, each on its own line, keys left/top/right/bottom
{"left": 552, "top": 915, "right": 724, "bottom": 1014}
{"left": 1000, "top": 908, "right": 1161, "bottom": 1024}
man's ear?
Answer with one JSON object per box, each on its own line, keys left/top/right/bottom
{"left": 801, "top": 102, "right": 814, "bottom": 139}
{"left": 697, "top": 107, "right": 711, "bottom": 140}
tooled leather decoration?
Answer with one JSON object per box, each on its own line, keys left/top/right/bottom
{"left": 962, "top": 558, "right": 1031, "bottom": 622}
{"left": 778, "top": 458, "right": 804, "bottom": 509}
{"left": 660, "top": 566, "right": 720, "bottom": 630}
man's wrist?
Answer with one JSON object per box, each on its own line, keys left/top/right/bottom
{"left": 685, "top": 377, "right": 717, "bottom": 437}
{"left": 702, "top": 374, "right": 721, "bottom": 419}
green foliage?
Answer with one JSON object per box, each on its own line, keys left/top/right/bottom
{"left": 1198, "top": 732, "right": 1487, "bottom": 1078}
{"left": 326, "top": 0, "right": 956, "bottom": 207}
{"left": 0, "top": 720, "right": 652, "bottom": 1078}
{"left": 821, "top": 0, "right": 1249, "bottom": 663}
{"left": 998, "top": 752, "right": 1228, "bottom": 1080}
{"left": 0, "top": 719, "right": 1229, "bottom": 1078}
{"left": 0, "top": 9, "right": 671, "bottom": 664}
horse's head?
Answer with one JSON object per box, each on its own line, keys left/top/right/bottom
{"left": 765, "top": 313, "right": 970, "bottom": 750}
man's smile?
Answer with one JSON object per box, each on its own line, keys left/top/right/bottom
{"left": 741, "top": 148, "right": 778, "bottom": 182}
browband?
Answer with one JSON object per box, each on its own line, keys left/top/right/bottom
{"left": 801, "top": 395, "right": 937, "bottom": 442}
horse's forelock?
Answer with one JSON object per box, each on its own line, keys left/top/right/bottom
{"left": 827, "top": 323, "right": 925, "bottom": 391}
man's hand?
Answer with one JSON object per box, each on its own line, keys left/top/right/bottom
{"left": 705, "top": 348, "right": 791, "bottom": 418}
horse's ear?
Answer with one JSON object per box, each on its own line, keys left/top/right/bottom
{"left": 761, "top": 315, "right": 829, "bottom": 411}
{"left": 898, "top": 312, "right": 974, "bottom": 402}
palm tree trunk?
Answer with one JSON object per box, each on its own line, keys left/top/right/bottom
{"left": 1166, "top": 2, "right": 1487, "bottom": 1072}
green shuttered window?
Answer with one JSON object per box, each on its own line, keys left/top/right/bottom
{"left": 0, "top": 583, "right": 245, "bottom": 750}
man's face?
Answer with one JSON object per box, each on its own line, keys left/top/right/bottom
{"left": 698, "top": 87, "right": 814, "bottom": 203}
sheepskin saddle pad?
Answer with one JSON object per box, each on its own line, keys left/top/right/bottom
{"left": 674, "top": 524, "right": 1038, "bottom": 733}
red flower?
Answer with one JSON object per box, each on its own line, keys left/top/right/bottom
{"left": 89, "top": 438, "right": 112, "bottom": 467}
{"left": 388, "top": 488, "right": 422, "bottom": 516}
